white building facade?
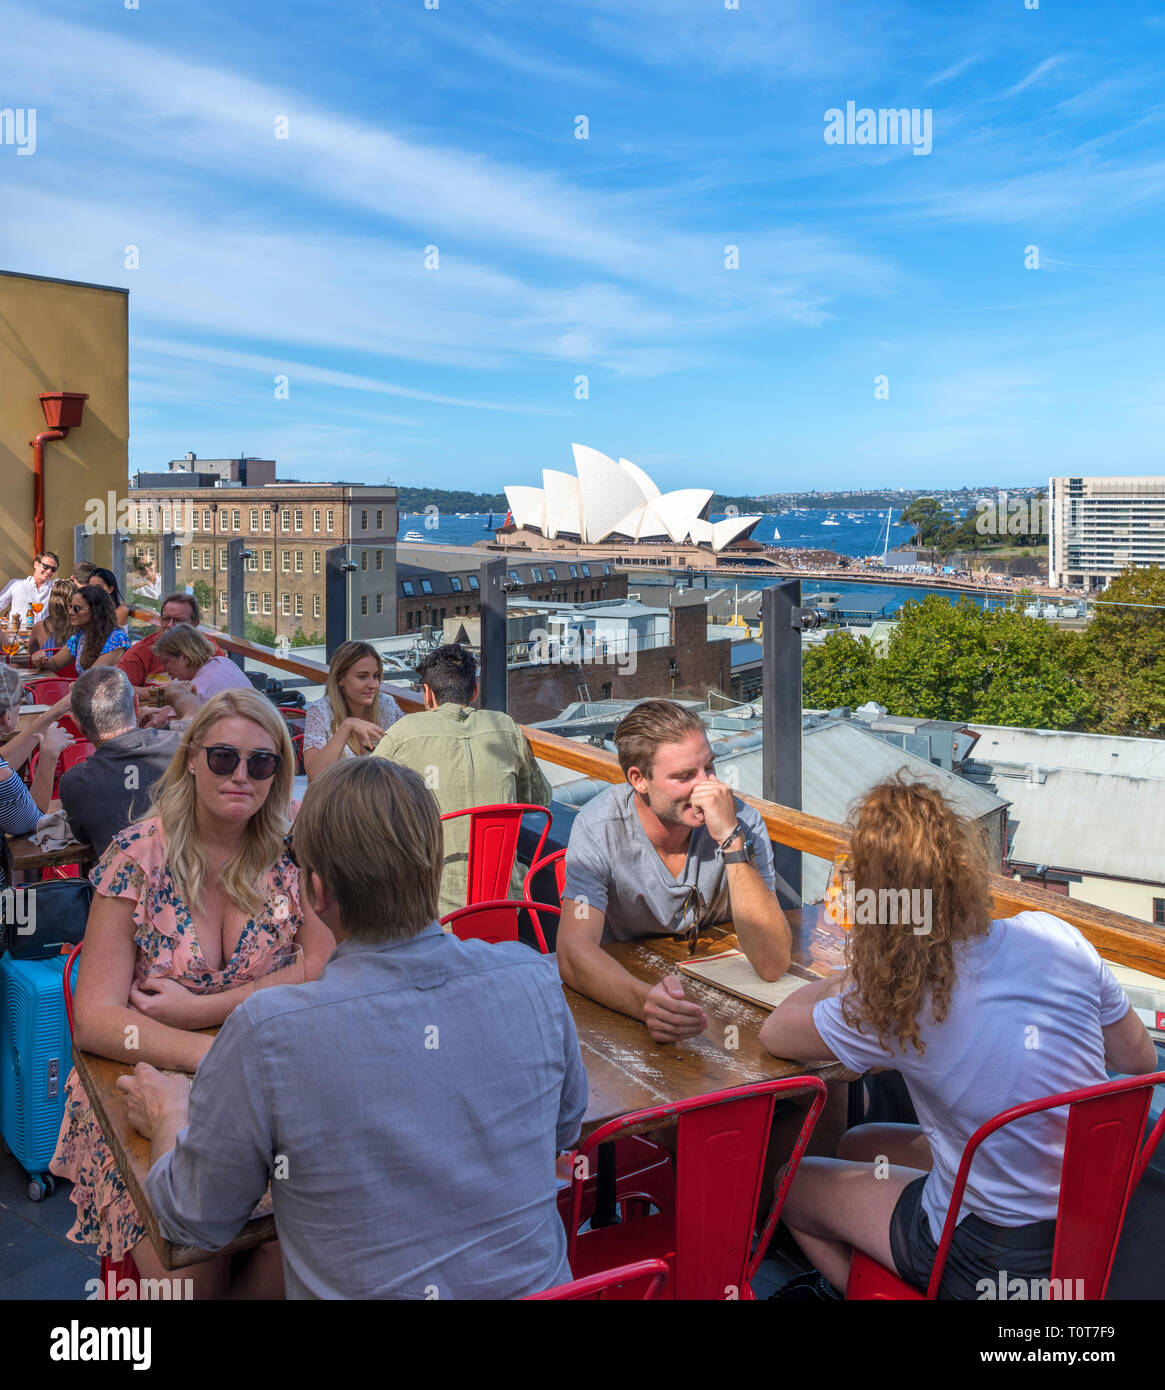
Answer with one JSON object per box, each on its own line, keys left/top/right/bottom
{"left": 1050, "top": 475, "right": 1165, "bottom": 591}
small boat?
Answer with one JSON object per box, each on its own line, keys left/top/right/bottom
{"left": 403, "top": 530, "right": 425, "bottom": 542}
{"left": 483, "top": 513, "right": 494, "bottom": 529}
{"left": 772, "top": 525, "right": 781, "bottom": 542}
{"left": 822, "top": 517, "right": 840, "bottom": 527}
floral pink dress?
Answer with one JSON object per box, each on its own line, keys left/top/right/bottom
{"left": 51, "top": 816, "right": 301, "bottom": 1259}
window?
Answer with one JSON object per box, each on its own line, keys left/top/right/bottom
{"left": 232, "top": 508, "right": 241, "bottom": 531}
{"left": 509, "top": 570, "right": 521, "bottom": 584}
{"left": 468, "top": 575, "right": 479, "bottom": 590}
{"left": 250, "top": 508, "right": 259, "bottom": 530}
{"left": 262, "top": 510, "right": 272, "bottom": 532}
{"left": 361, "top": 509, "right": 369, "bottom": 530}
{"left": 281, "top": 550, "right": 290, "bottom": 573}
{"left": 532, "top": 568, "right": 543, "bottom": 582}
{"left": 219, "top": 592, "right": 228, "bottom": 613}
{"left": 1156, "top": 898, "right": 1165, "bottom": 927}
{"left": 191, "top": 510, "right": 200, "bottom": 533}
{"left": 376, "top": 509, "right": 384, "bottom": 530}
{"left": 420, "top": 578, "right": 433, "bottom": 595}
{"left": 202, "top": 547, "right": 210, "bottom": 570}
{"left": 202, "top": 508, "right": 211, "bottom": 531}
{"left": 313, "top": 594, "right": 320, "bottom": 618}
{"left": 219, "top": 547, "right": 227, "bottom": 571}
{"left": 293, "top": 509, "right": 303, "bottom": 532}
{"left": 376, "top": 594, "right": 383, "bottom": 614}
{"left": 546, "top": 567, "right": 557, "bottom": 580}
{"left": 313, "top": 552, "right": 321, "bottom": 574}
{"left": 174, "top": 548, "right": 182, "bottom": 570}
{"left": 294, "top": 551, "right": 303, "bottom": 573}
{"left": 360, "top": 595, "right": 368, "bottom": 616}
{"left": 450, "top": 576, "right": 462, "bottom": 591}
{"left": 312, "top": 509, "right": 320, "bottom": 532}
{"left": 190, "top": 550, "right": 200, "bottom": 571}
{"left": 281, "top": 509, "right": 290, "bottom": 532}
{"left": 375, "top": 550, "right": 384, "bottom": 570}
{"left": 361, "top": 551, "right": 369, "bottom": 571}
{"left": 402, "top": 580, "right": 415, "bottom": 597}
{"left": 247, "top": 592, "right": 258, "bottom": 614}
{"left": 161, "top": 506, "right": 171, "bottom": 532}
{"left": 326, "top": 509, "right": 334, "bottom": 532}
{"left": 281, "top": 593, "right": 290, "bottom": 614}
{"left": 603, "top": 564, "right": 612, "bottom": 575}
{"left": 581, "top": 564, "right": 591, "bottom": 576}
{"left": 219, "top": 510, "right": 228, "bottom": 532}
{"left": 247, "top": 553, "right": 258, "bottom": 572}
{"left": 295, "top": 594, "right": 303, "bottom": 617}
{"left": 262, "top": 549, "right": 272, "bottom": 572}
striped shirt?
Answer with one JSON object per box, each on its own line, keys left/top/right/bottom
{"left": 0, "top": 755, "right": 40, "bottom": 888}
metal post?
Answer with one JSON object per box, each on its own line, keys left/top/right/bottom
{"left": 72, "top": 524, "right": 93, "bottom": 569}
{"left": 111, "top": 529, "right": 131, "bottom": 599}
{"left": 761, "top": 580, "right": 804, "bottom": 908}
{"left": 160, "top": 531, "right": 178, "bottom": 600}
{"left": 478, "top": 556, "right": 507, "bottom": 712}
{"left": 325, "top": 546, "right": 353, "bottom": 662}
{"left": 225, "top": 537, "right": 251, "bottom": 668}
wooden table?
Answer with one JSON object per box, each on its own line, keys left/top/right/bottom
{"left": 7, "top": 794, "right": 96, "bottom": 878}
{"left": 569, "top": 907, "right": 847, "bottom": 1137}
{"left": 71, "top": 1043, "right": 276, "bottom": 1271}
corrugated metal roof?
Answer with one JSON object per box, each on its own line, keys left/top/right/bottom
{"left": 968, "top": 724, "right": 1165, "bottom": 780}
{"left": 987, "top": 766, "right": 1165, "bottom": 882}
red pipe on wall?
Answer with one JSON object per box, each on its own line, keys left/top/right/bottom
{"left": 31, "top": 429, "right": 68, "bottom": 557}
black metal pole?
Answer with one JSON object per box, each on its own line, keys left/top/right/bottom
{"left": 761, "top": 580, "right": 803, "bottom": 908}
{"left": 226, "top": 537, "right": 249, "bottom": 669}
{"left": 478, "top": 557, "right": 507, "bottom": 712}
{"left": 325, "top": 546, "right": 352, "bottom": 663}
{"left": 73, "top": 524, "right": 92, "bottom": 570}
{"left": 160, "top": 532, "right": 178, "bottom": 602}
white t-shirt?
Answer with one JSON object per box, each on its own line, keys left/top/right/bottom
{"left": 813, "top": 911, "right": 1130, "bottom": 1231}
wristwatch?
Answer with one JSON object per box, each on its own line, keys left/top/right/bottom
{"left": 717, "top": 823, "right": 754, "bottom": 866}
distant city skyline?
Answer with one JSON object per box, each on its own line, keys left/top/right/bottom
{"left": 2, "top": 1, "right": 1163, "bottom": 492}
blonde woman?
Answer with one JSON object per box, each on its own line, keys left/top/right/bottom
{"left": 28, "top": 578, "right": 75, "bottom": 662}
{"left": 302, "top": 640, "right": 403, "bottom": 781}
{"left": 154, "top": 623, "right": 251, "bottom": 703}
{"left": 51, "top": 688, "right": 335, "bottom": 1298}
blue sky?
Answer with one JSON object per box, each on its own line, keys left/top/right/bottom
{"left": 1, "top": 0, "right": 1164, "bottom": 494}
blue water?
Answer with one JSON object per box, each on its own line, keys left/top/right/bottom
{"left": 397, "top": 510, "right": 1007, "bottom": 616}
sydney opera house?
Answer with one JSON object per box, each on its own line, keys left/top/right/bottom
{"left": 495, "top": 444, "right": 768, "bottom": 569}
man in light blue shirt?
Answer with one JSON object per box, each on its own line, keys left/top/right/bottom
{"left": 119, "top": 757, "right": 587, "bottom": 1299}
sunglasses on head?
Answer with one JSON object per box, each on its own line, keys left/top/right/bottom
{"left": 200, "top": 744, "right": 282, "bottom": 779}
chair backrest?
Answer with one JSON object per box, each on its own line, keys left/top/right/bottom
{"left": 25, "top": 678, "right": 72, "bottom": 704}
{"left": 525, "top": 1259, "right": 669, "bottom": 1301}
{"left": 568, "top": 1076, "right": 827, "bottom": 1301}
{"left": 441, "top": 804, "right": 551, "bottom": 907}
{"left": 927, "top": 1070, "right": 1165, "bottom": 1300}
{"left": 522, "top": 847, "right": 567, "bottom": 946}
{"left": 62, "top": 939, "right": 83, "bottom": 1036}
{"left": 58, "top": 741, "right": 97, "bottom": 775}
{"left": 440, "top": 898, "right": 558, "bottom": 954}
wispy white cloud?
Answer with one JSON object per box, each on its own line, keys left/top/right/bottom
{"left": 925, "top": 53, "right": 982, "bottom": 87}
{"left": 1002, "top": 55, "right": 1066, "bottom": 99}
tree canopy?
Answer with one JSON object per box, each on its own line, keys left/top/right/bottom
{"left": 1081, "top": 567, "right": 1165, "bottom": 736}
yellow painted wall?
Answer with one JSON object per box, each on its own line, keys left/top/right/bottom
{"left": 0, "top": 270, "right": 129, "bottom": 578}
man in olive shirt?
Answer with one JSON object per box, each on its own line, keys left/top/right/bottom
{"left": 372, "top": 645, "right": 551, "bottom": 916}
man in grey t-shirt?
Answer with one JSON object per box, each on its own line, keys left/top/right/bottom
{"left": 558, "top": 700, "right": 791, "bottom": 1044}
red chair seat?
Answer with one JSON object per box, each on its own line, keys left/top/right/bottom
{"left": 846, "top": 1248, "right": 924, "bottom": 1300}
{"left": 568, "top": 1211, "right": 677, "bottom": 1298}
{"left": 525, "top": 1258, "right": 669, "bottom": 1300}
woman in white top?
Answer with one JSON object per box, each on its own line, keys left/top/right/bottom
{"left": 759, "top": 775, "right": 1157, "bottom": 1300}
{"left": 302, "top": 641, "right": 403, "bottom": 781}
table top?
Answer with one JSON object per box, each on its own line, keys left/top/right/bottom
{"left": 569, "top": 907, "right": 847, "bottom": 1137}
{"left": 72, "top": 903, "right": 848, "bottom": 1270}
{"left": 7, "top": 796, "right": 96, "bottom": 876}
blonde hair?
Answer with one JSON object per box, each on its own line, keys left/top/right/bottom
{"left": 154, "top": 622, "right": 215, "bottom": 671}
{"left": 150, "top": 688, "right": 294, "bottom": 915}
{"left": 324, "top": 641, "right": 383, "bottom": 756}
{"left": 293, "top": 757, "right": 441, "bottom": 941}
{"left": 45, "top": 579, "right": 74, "bottom": 644}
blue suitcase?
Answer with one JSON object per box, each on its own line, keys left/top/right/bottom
{"left": 0, "top": 951, "right": 79, "bottom": 1201}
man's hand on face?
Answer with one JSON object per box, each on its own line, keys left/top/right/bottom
{"left": 688, "top": 778, "right": 738, "bottom": 843}
{"left": 643, "top": 974, "right": 707, "bottom": 1044}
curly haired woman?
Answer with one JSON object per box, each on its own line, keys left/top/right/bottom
{"left": 760, "top": 775, "right": 1156, "bottom": 1300}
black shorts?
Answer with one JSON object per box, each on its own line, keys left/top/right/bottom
{"left": 889, "top": 1175, "right": 1057, "bottom": 1301}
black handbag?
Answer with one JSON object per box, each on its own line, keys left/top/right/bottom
{"left": 3, "top": 877, "right": 93, "bottom": 960}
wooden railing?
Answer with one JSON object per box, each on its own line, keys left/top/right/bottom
{"left": 131, "top": 607, "right": 1165, "bottom": 982}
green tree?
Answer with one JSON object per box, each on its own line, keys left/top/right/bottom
{"left": 802, "top": 631, "right": 878, "bottom": 710}
{"left": 243, "top": 618, "right": 277, "bottom": 648}
{"left": 191, "top": 580, "right": 213, "bottom": 615}
{"left": 290, "top": 630, "right": 324, "bottom": 647}
{"left": 1081, "top": 566, "right": 1165, "bottom": 736}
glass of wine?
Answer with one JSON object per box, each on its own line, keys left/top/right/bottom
{"left": 254, "top": 944, "right": 305, "bottom": 990}
{"left": 1, "top": 633, "right": 18, "bottom": 666}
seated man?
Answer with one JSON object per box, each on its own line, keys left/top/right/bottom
{"left": 117, "top": 590, "right": 221, "bottom": 696}
{"left": 371, "top": 644, "right": 551, "bottom": 917}
{"left": 557, "top": 699, "right": 790, "bottom": 1043}
{"left": 59, "top": 667, "right": 181, "bottom": 858}
{"left": 118, "top": 757, "right": 587, "bottom": 1299}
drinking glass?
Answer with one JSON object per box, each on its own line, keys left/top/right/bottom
{"left": 254, "top": 944, "right": 305, "bottom": 989}
{"left": 1, "top": 634, "right": 19, "bottom": 666}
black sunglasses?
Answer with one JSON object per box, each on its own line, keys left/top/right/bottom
{"left": 680, "top": 883, "right": 708, "bottom": 957}
{"left": 200, "top": 744, "right": 282, "bottom": 780}
{"left": 36, "top": 560, "right": 58, "bottom": 573}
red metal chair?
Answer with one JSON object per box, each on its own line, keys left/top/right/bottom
{"left": 440, "top": 804, "right": 551, "bottom": 908}
{"left": 23, "top": 677, "right": 72, "bottom": 704}
{"left": 565, "top": 1076, "right": 828, "bottom": 1300}
{"left": 556, "top": 1134, "right": 677, "bottom": 1229}
{"left": 61, "top": 941, "right": 142, "bottom": 1301}
{"left": 522, "top": 847, "right": 567, "bottom": 947}
{"left": 29, "top": 740, "right": 95, "bottom": 800}
{"left": 525, "top": 1258, "right": 670, "bottom": 1301}
{"left": 847, "top": 1070, "right": 1165, "bottom": 1301}
{"left": 441, "top": 899, "right": 557, "bottom": 955}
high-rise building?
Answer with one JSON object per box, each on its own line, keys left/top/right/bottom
{"left": 1049, "top": 475, "right": 1165, "bottom": 591}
